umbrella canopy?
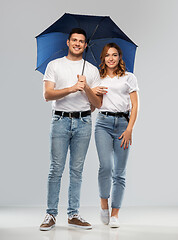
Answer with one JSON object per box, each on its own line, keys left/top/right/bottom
{"left": 36, "top": 13, "right": 137, "bottom": 74}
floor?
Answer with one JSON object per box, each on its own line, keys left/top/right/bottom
{"left": 0, "top": 206, "right": 178, "bottom": 240}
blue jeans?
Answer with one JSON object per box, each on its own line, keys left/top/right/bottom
{"left": 46, "top": 113, "right": 92, "bottom": 217}
{"left": 95, "top": 112, "right": 130, "bottom": 209}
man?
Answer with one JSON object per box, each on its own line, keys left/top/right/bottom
{"left": 40, "top": 28, "right": 101, "bottom": 231}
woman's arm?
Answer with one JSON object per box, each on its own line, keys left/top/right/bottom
{"left": 90, "top": 86, "right": 106, "bottom": 111}
{"left": 92, "top": 86, "right": 108, "bottom": 96}
{"left": 127, "top": 91, "right": 139, "bottom": 132}
{"left": 119, "top": 91, "right": 139, "bottom": 149}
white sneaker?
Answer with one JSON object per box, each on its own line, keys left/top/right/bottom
{"left": 109, "top": 216, "right": 120, "bottom": 228}
{"left": 100, "top": 209, "right": 110, "bottom": 225}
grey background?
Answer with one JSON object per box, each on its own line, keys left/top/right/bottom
{"left": 0, "top": 0, "right": 178, "bottom": 207}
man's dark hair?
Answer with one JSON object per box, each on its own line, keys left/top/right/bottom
{"left": 68, "top": 28, "right": 87, "bottom": 42}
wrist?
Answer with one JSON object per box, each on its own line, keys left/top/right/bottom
{"left": 126, "top": 127, "right": 133, "bottom": 132}
{"left": 84, "top": 84, "right": 90, "bottom": 91}
{"left": 68, "top": 86, "right": 74, "bottom": 93}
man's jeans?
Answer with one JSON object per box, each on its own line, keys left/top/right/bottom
{"left": 46, "top": 114, "right": 92, "bottom": 217}
{"left": 95, "top": 113, "right": 130, "bottom": 209}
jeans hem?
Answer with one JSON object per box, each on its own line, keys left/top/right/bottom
{"left": 100, "top": 195, "right": 110, "bottom": 199}
{"left": 68, "top": 210, "right": 79, "bottom": 218}
{"left": 111, "top": 206, "right": 121, "bottom": 209}
{"left": 46, "top": 210, "right": 58, "bottom": 217}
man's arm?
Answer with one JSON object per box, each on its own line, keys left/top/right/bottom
{"left": 43, "top": 80, "right": 85, "bottom": 101}
{"left": 84, "top": 85, "right": 102, "bottom": 108}
{"left": 78, "top": 75, "right": 102, "bottom": 108}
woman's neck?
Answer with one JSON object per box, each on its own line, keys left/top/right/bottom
{"left": 107, "top": 68, "right": 117, "bottom": 78}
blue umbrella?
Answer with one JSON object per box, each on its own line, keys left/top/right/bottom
{"left": 36, "top": 13, "right": 137, "bottom": 75}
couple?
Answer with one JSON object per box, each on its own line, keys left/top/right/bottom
{"left": 40, "top": 28, "right": 139, "bottom": 230}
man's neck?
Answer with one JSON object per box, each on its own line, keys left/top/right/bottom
{"left": 66, "top": 52, "right": 83, "bottom": 61}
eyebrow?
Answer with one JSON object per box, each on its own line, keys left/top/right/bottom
{"left": 71, "top": 37, "right": 85, "bottom": 41}
{"left": 106, "top": 53, "right": 118, "bottom": 55}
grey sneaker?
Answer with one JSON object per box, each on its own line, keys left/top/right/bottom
{"left": 100, "top": 208, "right": 110, "bottom": 225}
{"left": 68, "top": 214, "right": 92, "bottom": 229}
{"left": 40, "top": 214, "right": 56, "bottom": 231}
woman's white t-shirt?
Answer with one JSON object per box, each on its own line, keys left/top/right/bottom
{"left": 99, "top": 72, "right": 139, "bottom": 112}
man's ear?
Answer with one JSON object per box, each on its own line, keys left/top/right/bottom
{"left": 84, "top": 42, "right": 87, "bottom": 49}
{"left": 67, "top": 39, "right": 69, "bottom": 47}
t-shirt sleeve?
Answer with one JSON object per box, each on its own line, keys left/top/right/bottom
{"left": 43, "top": 61, "right": 55, "bottom": 83}
{"left": 126, "top": 73, "right": 139, "bottom": 93}
{"left": 90, "top": 67, "right": 101, "bottom": 88}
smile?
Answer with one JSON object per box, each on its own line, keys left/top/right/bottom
{"left": 73, "top": 47, "right": 81, "bottom": 51}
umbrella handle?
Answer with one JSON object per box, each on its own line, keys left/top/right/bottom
{"left": 81, "top": 59, "right": 86, "bottom": 75}
{"left": 78, "top": 61, "right": 86, "bottom": 91}
{"left": 81, "top": 46, "right": 88, "bottom": 75}
{"left": 79, "top": 52, "right": 87, "bottom": 91}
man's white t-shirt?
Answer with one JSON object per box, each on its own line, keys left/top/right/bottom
{"left": 99, "top": 72, "right": 139, "bottom": 112}
{"left": 43, "top": 57, "right": 100, "bottom": 112}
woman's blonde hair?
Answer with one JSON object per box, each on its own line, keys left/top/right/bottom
{"left": 99, "top": 43, "right": 126, "bottom": 78}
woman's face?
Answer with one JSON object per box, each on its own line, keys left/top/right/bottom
{"left": 104, "top": 47, "right": 119, "bottom": 70}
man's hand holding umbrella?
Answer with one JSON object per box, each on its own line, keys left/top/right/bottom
{"left": 69, "top": 75, "right": 85, "bottom": 92}
{"left": 77, "top": 74, "right": 102, "bottom": 109}
{"left": 77, "top": 74, "right": 86, "bottom": 91}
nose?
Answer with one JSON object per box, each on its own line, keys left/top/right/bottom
{"left": 109, "top": 56, "right": 113, "bottom": 61}
{"left": 75, "top": 41, "right": 80, "bottom": 46}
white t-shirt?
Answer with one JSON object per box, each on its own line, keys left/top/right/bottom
{"left": 99, "top": 72, "right": 139, "bottom": 112}
{"left": 43, "top": 57, "right": 100, "bottom": 112}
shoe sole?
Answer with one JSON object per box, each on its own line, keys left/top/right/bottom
{"left": 39, "top": 224, "right": 55, "bottom": 231}
{"left": 68, "top": 223, "right": 92, "bottom": 230}
{"left": 109, "top": 224, "right": 120, "bottom": 228}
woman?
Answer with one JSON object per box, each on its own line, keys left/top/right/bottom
{"left": 94, "top": 43, "right": 139, "bottom": 228}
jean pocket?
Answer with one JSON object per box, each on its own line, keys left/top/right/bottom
{"left": 119, "top": 116, "right": 128, "bottom": 124}
{"left": 81, "top": 116, "right": 92, "bottom": 124}
{"left": 52, "top": 115, "right": 62, "bottom": 122}
{"left": 97, "top": 113, "right": 106, "bottom": 120}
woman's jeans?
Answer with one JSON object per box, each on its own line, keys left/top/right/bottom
{"left": 47, "top": 114, "right": 92, "bottom": 217}
{"left": 95, "top": 112, "right": 130, "bottom": 209}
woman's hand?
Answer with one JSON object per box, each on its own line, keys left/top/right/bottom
{"left": 92, "top": 86, "right": 108, "bottom": 96}
{"left": 119, "top": 129, "right": 132, "bottom": 149}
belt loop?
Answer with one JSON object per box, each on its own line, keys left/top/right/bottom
{"left": 62, "top": 111, "right": 64, "bottom": 118}
{"left": 106, "top": 112, "right": 108, "bottom": 116}
{"left": 79, "top": 112, "right": 82, "bottom": 118}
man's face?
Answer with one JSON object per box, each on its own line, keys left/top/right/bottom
{"left": 67, "top": 33, "right": 87, "bottom": 57}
